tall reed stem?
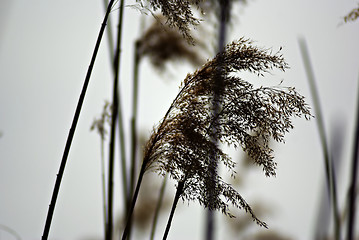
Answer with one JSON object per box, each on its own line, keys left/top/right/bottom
{"left": 346, "top": 77, "right": 359, "bottom": 240}
{"left": 102, "top": 0, "right": 115, "bottom": 62}
{"left": 130, "top": 40, "right": 141, "bottom": 210}
{"left": 163, "top": 181, "right": 185, "bottom": 240}
{"left": 101, "top": 0, "right": 128, "bottom": 212}
{"left": 206, "top": 1, "right": 229, "bottom": 239}
{"left": 298, "top": 38, "right": 341, "bottom": 240}
{"left": 122, "top": 71, "right": 198, "bottom": 239}
{"left": 100, "top": 133, "right": 108, "bottom": 239}
{"left": 150, "top": 175, "right": 168, "bottom": 240}
{"left": 122, "top": 159, "right": 147, "bottom": 240}
{"left": 107, "top": 0, "right": 125, "bottom": 239}
{"left": 125, "top": 39, "right": 141, "bottom": 239}
{"left": 41, "top": 1, "right": 115, "bottom": 239}
{"left": 101, "top": 2, "right": 112, "bottom": 240}
{"left": 115, "top": 0, "right": 127, "bottom": 205}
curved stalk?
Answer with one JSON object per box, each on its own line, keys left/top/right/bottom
{"left": 163, "top": 181, "right": 185, "bottom": 240}
{"left": 150, "top": 175, "right": 168, "bottom": 240}
{"left": 122, "top": 159, "right": 147, "bottom": 240}
{"left": 41, "top": 1, "right": 116, "bottom": 239}
{"left": 122, "top": 52, "right": 221, "bottom": 240}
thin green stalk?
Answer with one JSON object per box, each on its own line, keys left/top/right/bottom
{"left": 346, "top": 76, "right": 359, "bottom": 240}
{"left": 298, "top": 38, "right": 341, "bottom": 240}
{"left": 107, "top": 0, "right": 125, "bottom": 239}
{"left": 150, "top": 175, "right": 168, "bottom": 240}
{"left": 163, "top": 181, "right": 185, "bottom": 240}
{"left": 41, "top": 2, "right": 115, "bottom": 239}
{"left": 126, "top": 39, "right": 141, "bottom": 239}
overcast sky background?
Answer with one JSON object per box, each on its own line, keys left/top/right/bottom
{"left": 1, "top": 0, "right": 359, "bottom": 239}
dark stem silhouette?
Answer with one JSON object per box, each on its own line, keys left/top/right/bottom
{"left": 347, "top": 78, "right": 359, "bottom": 240}
{"left": 41, "top": 1, "right": 115, "bottom": 239}
{"left": 206, "top": 1, "right": 229, "bottom": 239}
{"left": 122, "top": 159, "right": 147, "bottom": 240}
{"left": 107, "top": 0, "right": 125, "bottom": 239}
{"left": 163, "top": 181, "right": 185, "bottom": 240}
{"left": 298, "top": 38, "right": 340, "bottom": 240}
{"left": 150, "top": 175, "right": 168, "bottom": 240}
{"left": 122, "top": 79, "right": 192, "bottom": 240}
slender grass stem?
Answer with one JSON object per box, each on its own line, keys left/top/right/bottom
{"left": 103, "top": 0, "right": 128, "bottom": 210}
{"left": 163, "top": 181, "right": 185, "bottom": 240}
{"left": 130, "top": 40, "right": 141, "bottom": 208}
{"left": 126, "top": 40, "right": 141, "bottom": 239}
{"left": 346, "top": 76, "right": 359, "bottom": 240}
{"left": 122, "top": 63, "right": 203, "bottom": 240}
{"left": 102, "top": 0, "right": 115, "bottom": 62}
{"left": 100, "top": 137, "right": 108, "bottom": 239}
{"left": 41, "top": 2, "right": 115, "bottom": 239}
{"left": 107, "top": 0, "right": 125, "bottom": 239}
{"left": 150, "top": 174, "right": 168, "bottom": 240}
{"left": 116, "top": 0, "right": 129, "bottom": 220}
{"left": 107, "top": 69, "right": 118, "bottom": 240}
{"left": 122, "top": 160, "right": 147, "bottom": 240}
{"left": 298, "top": 38, "right": 341, "bottom": 240}
{"left": 206, "top": 1, "right": 229, "bottom": 239}
{"left": 0, "top": 224, "right": 21, "bottom": 240}
{"left": 101, "top": 1, "right": 114, "bottom": 239}
{"left": 101, "top": 0, "right": 128, "bottom": 238}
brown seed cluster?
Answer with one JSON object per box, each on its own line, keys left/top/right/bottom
{"left": 142, "top": 38, "right": 311, "bottom": 226}
{"left": 147, "top": 0, "right": 203, "bottom": 40}
{"left": 137, "top": 15, "right": 205, "bottom": 70}
{"left": 344, "top": 4, "right": 359, "bottom": 23}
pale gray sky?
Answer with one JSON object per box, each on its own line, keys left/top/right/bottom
{"left": 1, "top": 0, "right": 359, "bottom": 239}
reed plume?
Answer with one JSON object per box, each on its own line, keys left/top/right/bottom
{"left": 90, "top": 101, "right": 112, "bottom": 238}
{"left": 140, "top": 38, "right": 311, "bottom": 227}
{"left": 137, "top": 14, "right": 205, "bottom": 70}
{"left": 144, "top": 0, "right": 204, "bottom": 41}
{"left": 343, "top": 4, "right": 359, "bottom": 23}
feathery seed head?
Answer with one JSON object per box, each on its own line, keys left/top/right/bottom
{"left": 145, "top": 0, "right": 204, "bottom": 41}
{"left": 137, "top": 14, "right": 205, "bottom": 70}
{"left": 143, "top": 38, "right": 311, "bottom": 226}
{"left": 343, "top": 4, "right": 359, "bottom": 23}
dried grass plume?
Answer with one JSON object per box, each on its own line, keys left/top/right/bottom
{"left": 343, "top": 4, "right": 359, "bottom": 23}
{"left": 141, "top": 38, "right": 312, "bottom": 226}
{"left": 137, "top": 15, "right": 205, "bottom": 70}
{"left": 142, "top": 0, "right": 204, "bottom": 41}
